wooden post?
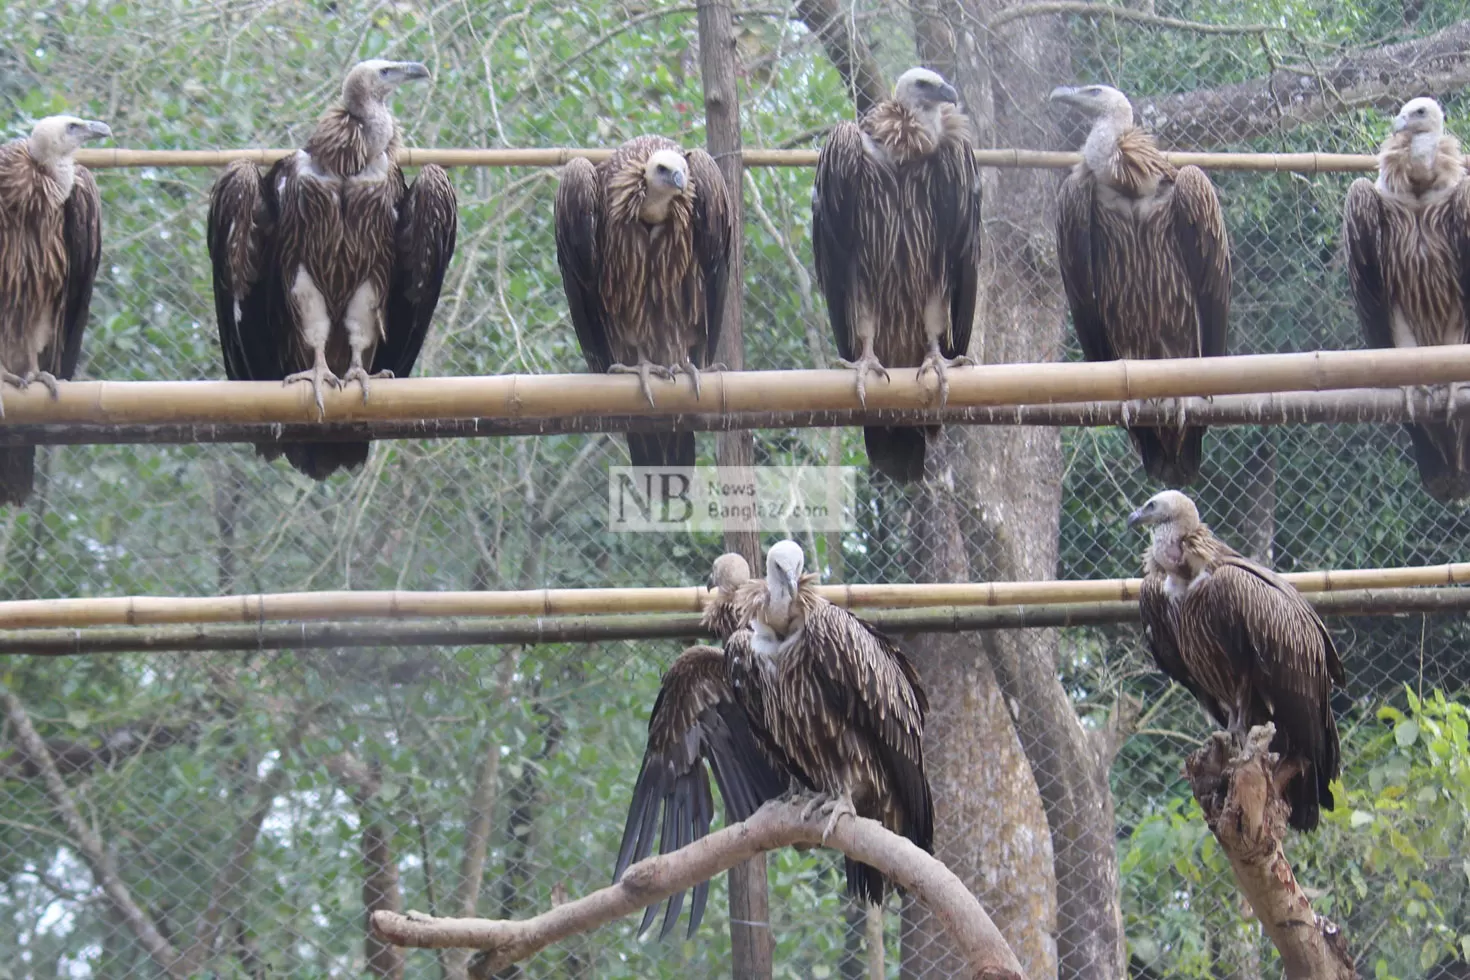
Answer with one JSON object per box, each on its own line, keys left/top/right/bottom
{"left": 697, "top": 2, "right": 771, "bottom": 978}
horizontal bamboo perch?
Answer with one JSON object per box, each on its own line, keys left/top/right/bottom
{"left": 0, "top": 566, "right": 1463, "bottom": 630}
{"left": 370, "top": 799, "right": 1026, "bottom": 979}
{"left": 74, "top": 146, "right": 1379, "bottom": 173}
{"left": 1, "top": 588, "right": 1461, "bottom": 655}
{"left": 6, "top": 347, "right": 1470, "bottom": 428}
{"left": 1, "top": 386, "right": 1464, "bottom": 446}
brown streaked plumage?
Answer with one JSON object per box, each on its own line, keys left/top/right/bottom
{"left": 813, "top": 67, "right": 981, "bottom": 483}
{"left": 1051, "top": 84, "right": 1230, "bottom": 488}
{"left": 554, "top": 135, "right": 733, "bottom": 469}
{"left": 0, "top": 115, "right": 109, "bottom": 505}
{"left": 613, "top": 644, "right": 789, "bottom": 939}
{"left": 208, "top": 60, "right": 457, "bottom": 480}
{"left": 699, "top": 551, "right": 752, "bottom": 641}
{"left": 729, "top": 540, "right": 932, "bottom": 905}
{"left": 1130, "top": 490, "right": 1344, "bottom": 832}
{"left": 1344, "top": 97, "right": 1470, "bottom": 502}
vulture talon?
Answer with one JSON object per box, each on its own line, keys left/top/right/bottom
{"left": 341, "top": 366, "right": 390, "bottom": 404}
{"left": 819, "top": 793, "right": 858, "bottom": 844}
{"left": 283, "top": 362, "right": 341, "bottom": 421}
{"left": 0, "top": 370, "right": 26, "bottom": 390}
{"left": 608, "top": 359, "right": 662, "bottom": 409}
{"left": 916, "top": 351, "right": 973, "bottom": 408}
{"left": 675, "top": 359, "right": 703, "bottom": 399}
{"left": 23, "top": 371, "right": 62, "bottom": 399}
{"left": 798, "top": 791, "right": 832, "bottom": 823}
{"left": 837, "top": 352, "right": 890, "bottom": 408}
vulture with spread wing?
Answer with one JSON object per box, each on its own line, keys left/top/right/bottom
{"left": 1051, "top": 84, "right": 1230, "bottom": 487}
{"left": 208, "top": 60, "right": 457, "bottom": 480}
{"left": 0, "top": 115, "right": 109, "bottom": 505}
{"left": 1343, "top": 97, "right": 1470, "bottom": 503}
{"left": 554, "top": 136, "right": 733, "bottom": 469}
{"left": 812, "top": 67, "right": 981, "bottom": 483}
{"left": 1130, "top": 490, "right": 1343, "bottom": 832}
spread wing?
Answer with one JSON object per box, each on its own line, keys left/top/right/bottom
{"left": 1139, "top": 569, "right": 1227, "bottom": 727}
{"left": 554, "top": 157, "right": 612, "bottom": 373}
{"left": 1170, "top": 165, "right": 1231, "bottom": 358}
{"left": 1343, "top": 178, "right": 1394, "bottom": 350}
{"left": 1056, "top": 172, "right": 1114, "bottom": 363}
{"left": 812, "top": 121, "right": 870, "bottom": 363}
{"left": 613, "top": 646, "right": 787, "bottom": 940}
{"left": 685, "top": 149, "right": 733, "bottom": 366}
{"left": 373, "top": 163, "right": 457, "bottom": 377}
{"left": 931, "top": 133, "right": 981, "bottom": 359}
{"left": 207, "top": 158, "right": 288, "bottom": 381}
{"left": 50, "top": 164, "right": 102, "bottom": 379}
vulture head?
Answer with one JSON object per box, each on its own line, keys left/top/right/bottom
{"left": 894, "top": 67, "right": 960, "bottom": 112}
{"left": 1392, "top": 97, "right": 1444, "bottom": 136}
{"left": 1126, "top": 489, "right": 1200, "bottom": 533}
{"left": 637, "top": 148, "right": 690, "bottom": 222}
{"left": 343, "top": 59, "right": 432, "bottom": 109}
{"left": 27, "top": 115, "right": 112, "bottom": 166}
{"left": 709, "top": 552, "right": 751, "bottom": 592}
{"left": 765, "top": 540, "right": 806, "bottom": 601}
{"left": 1049, "top": 83, "right": 1133, "bottom": 132}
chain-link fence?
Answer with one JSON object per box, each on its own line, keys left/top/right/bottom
{"left": 4, "top": 0, "right": 1470, "bottom": 977}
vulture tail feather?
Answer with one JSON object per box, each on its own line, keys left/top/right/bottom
{"left": 1128, "top": 424, "right": 1205, "bottom": 488}
{"left": 0, "top": 448, "right": 36, "bottom": 506}
{"left": 863, "top": 426, "right": 934, "bottom": 485}
{"left": 626, "top": 431, "right": 696, "bottom": 470}
{"left": 1402, "top": 421, "right": 1470, "bottom": 503}
{"left": 844, "top": 857, "right": 886, "bottom": 907}
{"left": 274, "top": 442, "right": 372, "bottom": 481}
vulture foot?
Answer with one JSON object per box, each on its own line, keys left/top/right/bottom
{"left": 836, "top": 352, "right": 890, "bottom": 408}
{"left": 916, "top": 352, "right": 974, "bottom": 408}
{"left": 283, "top": 362, "right": 342, "bottom": 420}
{"left": 609, "top": 359, "right": 676, "bottom": 409}
{"left": 673, "top": 358, "right": 705, "bottom": 400}
{"left": 21, "top": 371, "right": 62, "bottom": 399}
{"left": 1447, "top": 381, "right": 1468, "bottom": 425}
{"left": 342, "top": 366, "right": 394, "bottom": 404}
{"left": 809, "top": 792, "right": 857, "bottom": 843}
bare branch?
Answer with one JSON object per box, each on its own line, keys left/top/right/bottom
{"left": 370, "top": 800, "right": 1026, "bottom": 980}
{"left": 1185, "top": 726, "right": 1355, "bottom": 979}
{"left": 986, "top": 2, "right": 1280, "bottom": 36}
{"left": 0, "top": 721, "right": 196, "bottom": 781}
{"left": 791, "top": 0, "right": 887, "bottom": 116}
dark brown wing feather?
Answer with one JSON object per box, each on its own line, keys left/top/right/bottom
{"left": 53, "top": 165, "right": 100, "bottom": 379}
{"left": 1343, "top": 178, "right": 1393, "bottom": 350}
{"left": 614, "top": 646, "right": 788, "bottom": 940}
{"left": 554, "top": 157, "right": 612, "bottom": 373}
{"left": 1170, "top": 166, "right": 1230, "bottom": 361}
{"left": 1056, "top": 172, "right": 1115, "bottom": 363}
{"left": 685, "top": 149, "right": 732, "bottom": 366}
{"left": 812, "top": 121, "right": 868, "bottom": 364}
{"left": 1138, "top": 570, "right": 1227, "bottom": 727}
{"left": 207, "top": 158, "right": 289, "bottom": 382}
{"left": 932, "top": 135, "right": 981, "bottom": 360}
{"left": 373, "top": 163, "right": 457, "bottom": 377}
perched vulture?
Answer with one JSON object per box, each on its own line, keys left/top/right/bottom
{"left": 1343, "top": 97, "right": 1470, "bottom": 503}
{"left": 700, "top": 551, "right": 752, "bottom": 641}
{"left": 812, "top": 67, "right": 981, "bottom": 483}
{"left": 1129, "top": 490, "right": 1343, "bottom": 832}
{"left": 1051, "top": 84, "right": 1230, "bottom": 487}
{"left": 554, "top": 136, "right": 733, "bottom": 468}
{"left": 208, "top": 60, "right": 457, "bottom": 480}
{"left": 728, "top": 540, "right": 932, "bottom": 904}
{"left": 0, "top": 115, "right": 108, "bottom": 505}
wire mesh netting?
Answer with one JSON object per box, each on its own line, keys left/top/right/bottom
{"left": 4, "top": 0, "right": 1470, "bottom": 977}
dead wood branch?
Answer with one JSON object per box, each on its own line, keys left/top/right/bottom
{"left": 369, "top": 799, "right": 1026, "bottom": 979}
{"left": 1185, "top": 726, "right": 1355, "bottom": 979}
{"left": 792, "top": 0, "right": 887, "bottom": 115}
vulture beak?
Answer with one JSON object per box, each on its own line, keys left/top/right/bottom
{"left": 1391, "top": 113, "right": 1408, "bottom": 133}
{"left": 670, "top": 168, "right": 688, "bottom": 191}
{"left": 1048, "top": 85, "right": 1081, "bottom": 106}
{"left": 392, "top": 62, "right": 432, "bottom": 83}
{"left": 936, "top": 82, "right": 960, "bottom": 106}
{"left": 784, "top": 568, "right": 799, "bottom": 594}
{"left": 84, "top": 121, "right": 112, "bottom": 141}
{"left": 1125, "top": 506, "right": 1148, "bottom": 530}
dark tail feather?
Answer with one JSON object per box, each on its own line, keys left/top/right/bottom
{"left": 255, "top": 442, "right": 371, "bottom": 481}
{"left": 844, "top": 857, "right": 887, "bottom": 907}
{"left": 864, "top": 426, "right": 934, "bottom": 484}
{"left": 626, "top": 431, "right": 696, "bottom": 469}
{"left": 1127, "top": 425, "right": 1205, "bottom": 488}
{"left": 1403, "top": 422, "right": 1470, "bottom": 504}
{"left": 0, "top": 448, "right": 36, "bottom": 506}
{"left": 1285, "top": 764, "right": 1328, "bottom": 833}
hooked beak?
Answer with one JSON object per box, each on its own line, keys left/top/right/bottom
{"left": 1048, "top": 85, "right": 1081, "bottom": 106}
{"left": 1391, "top": 113, "right": 1408, "bottom": 133}
{"left": 391, "top": 62, "right": 431, "bottom": 83}
{"left": 84, "top": 121, "right": 112, "bottom": 141}
{"left": 936, "top": 82, "right": 960, "bottom": 105}
{"left": 670, "top": 168, "right": 687, "bottom": 191}
{"left": 1125, "top": 507, "right": 1148, "bottom": 530}
{"left": 784, "top": 569, "right": 799, "bottom": 594}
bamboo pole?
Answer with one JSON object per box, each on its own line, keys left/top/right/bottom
{"left": 0, "top": 588, "right": 1461, "bottom": 655}
{"left": 72, "top": 147, "right": 1382, "bottom": 173}
{"left": 0, "top": 387, "right": 1461, "bottom": 446}
{"left": 6, "top": 347, "right": 1470, "bottom": 428}
{"left": 0, "top": 563, "right": 1464, "bottom": 629}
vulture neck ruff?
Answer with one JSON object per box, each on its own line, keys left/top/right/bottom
{"left": 1081, "top": 123, "right": 1173, "bottom": 203}
{"left": 21, "top": 138, "right": 76, "bottom": 204}
{"left": 738, "top": 575, "right": 819, "bottom": 659}
{"left": 607, "top": 151, "right": 694, "bottom": 228}
{"left": 305, "top": 104, "right": 399, "bottom": 179}
{"left": 861, "top": 101, "right": 969, "bottom": 166}
{"left": 1376, "top": 130, "right": 1463, "bottom": 206}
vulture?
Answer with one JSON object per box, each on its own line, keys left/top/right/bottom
{"left": 0, "top": 114, "right": 109, "bottom": 505}
{"left": 727, "top": 540, "right": 933, "bottom": 904}
{"left": 554, "top": 136, "right": 733, "bottom": 469}
{"left": 1129, "top": 490, "right": 1343, "bottom": 832}
{"left": 208, "top": 60, "right": 458, "bottom": 480}
{"left": 812, "top": 67, "right": 981, "bottom": 483}
{"left": 1343, "top": 97, "right": 1470, "bottom": 503}
{"left": 1051, "top": 84, "right": 1231, "bottom": 487}
{"left": 614, "top": 553, "right": 787, "bottom": 940}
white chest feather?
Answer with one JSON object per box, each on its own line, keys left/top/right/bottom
{"left": 751, "top": 620, "right": 804, "bottom": 659}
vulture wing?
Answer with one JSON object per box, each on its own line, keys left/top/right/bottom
{"left": 52, "top": 164, "right": 102, "bottom": 379}
{"left": 1138, "top": 570, "right": 1227, "bottom": 727}
{"left": 1055, "top": 173, "right": 1115, "bottom": 363}
{"left": 685, "top": 149, "right": 733, "bottom": 366}
{"left": 554, "top": 157, "right": 612, "bottom": 373}
{"left": 1342, "top": 178, "right": 1393, "bottom": 350}
{"left": 932, "top": 135, "right": 981, "bottom": 359}
{"left": 1169, "top": 166, "right": 1230, "bottom": 359}
{"left": 812, "top": 121, "right": 869, "bottom": 363}
{"left": 614, "top": 646, "right": 787, "bottom": 940}
{"left": 207, "top": 159, "right": 288, "bottom": 381}
{"left": 373, "top": 164, "right": 457, "bottom": 378}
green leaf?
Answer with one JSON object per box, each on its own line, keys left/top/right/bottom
{"left": 1396, "top": 719, "right": 1421, "bottom": 748}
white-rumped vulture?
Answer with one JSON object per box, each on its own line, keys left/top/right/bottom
{"left": 554, "top": 136, "right": 733, "bottom": 469}
{"left": 0, "top": 115, "right": 109, "bottom": 504}
{"left": 1343, "top": 97, "right": 1470, "bottom": 503}
{"left": 208, "top": 60, "right": 457, "bottom": 480}
{"left": 1129, "top": 490, "right": 1343, "bottom": 832}
{"left": 1051, "top": 84, "right": 1230, "bottom": 487}
{"left": 812, "top": 67, "right": 981, "bottom": 483}
{"left": 727, "top": 540, "right": 932, "bottom": 904}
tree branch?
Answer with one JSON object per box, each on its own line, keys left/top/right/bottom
{"left": 0, "top": 721, "right": 196, "bottom": 781}
{"left": 1185, "top": 726, "right": 1355, "bottom": 980}
{"left": 370, "top": 799, "right": 1026, "bottom": 980}
{"left": 328, "top": 753, "right": 406, "bottom": 980}
{"left": 0, "top": 690, "right": 185, "bottom": 978}
{"left": 1132, "top": 18, "right": 1470, "bottom": 146}
{"left": 792, "top": 0, "right": 887, "bottom": 116}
